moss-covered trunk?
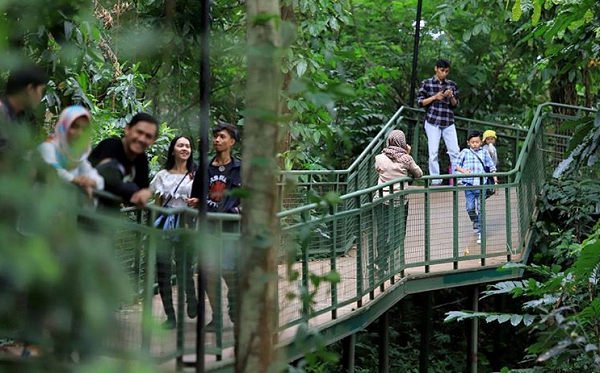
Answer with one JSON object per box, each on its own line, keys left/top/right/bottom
{"left": 235, "top": 0, "right": 281, "bottom": 372}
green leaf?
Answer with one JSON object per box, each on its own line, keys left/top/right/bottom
{"left": 584, "top": 10, "right": 593, "bottom": 23}
{"left": 510, "top": 314, "right": 523, "bottom": 326}
{"left": 512, "top": 0, "right": 523, "bottom": 22}
{"left": 288, "top": 270, "right": 300, "bottom": 282}
{"left": 559, "top": 116, "right": 593, "bottom": 131}
{"left": 309, "top": 273, "right": 321, "bottom": 288}
{"left": 579, "top": 298, "right": 600, "bottom": 320}
{"left": 569, "top": 237, "right": 600, "bottom": 278}
{"left": 228, "top": 187, "right": 251, "bottom": 199}
{"left": 323, "top": 270, "right": 340, "bottom": 284}
{"left": 532, "top": 0, "right": 542, "bottom": 25}
{"left": 523, "top": 314, "right": 536, "bottom": 326}
{"left": 497, "top": 314, "right": 511, "bottom": 324}
{"left": 77, "top": 72, "right": 88, "bottom": 94}
{"left": 296, "top": 60, "right": 308, "bottom": 77}
{"left": 252, "top": 13, "right": 280, "bottom": 26}
{"left": 444, "top": 311, "right": 489, "bottom": 323}
{"left": 462, "top": 30, "right": 472, "bottom": 43}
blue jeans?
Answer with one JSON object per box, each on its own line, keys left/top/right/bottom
{"left": 424, "top": 121, "right": 461, "bottom": 185}
{"left": 465, "top": 189, "right": 482, "bottom": 233}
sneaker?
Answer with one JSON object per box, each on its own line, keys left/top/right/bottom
{"left": 205, "top": 320, "right": 221, "bottom": 332}
{"left": 161, "top": 317, "right": 176, "bottom": 330}
{"left": 476, "top": 233, "right": 481, "bottom": 244}
{"left": 187, "top": 301, "right": 198, "bottom": 319}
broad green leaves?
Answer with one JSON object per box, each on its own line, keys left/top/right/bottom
{"left": 444, "top": 311, "right": 537, "bottom": 326}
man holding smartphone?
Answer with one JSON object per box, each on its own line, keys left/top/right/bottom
{"left": 417, "top": 58, "right": 460, "bottom": 186}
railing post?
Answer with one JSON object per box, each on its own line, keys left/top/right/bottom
{"left": 399, "top": 183, "right": 406, "bottom": 279}
{"left": 176, "top": 222, "right": 187, "bottom": 372}
{"left": 480, "top": 179, "right": 486, "bottom": 267}
{"left": 331, "top": 204, "right": 338, "bottom": 320}
{"left": 142, "top": 209, "right": 156, "bottom": 354}
{"left": 301, "top": 211, "right": 310, "bottom": 319}
{"left": 452, "top": 177, "right": 459, "bottom": 269}
{"left": 369, "top": 196, "right": 377, "bottom": 300}
{"left": 214, "top": 220, "right": 224, "bottom": 361}
{"left": 134, "top": 210, "right": 144, "bottom": 300}
{"left": 355, "top": 195, "right": 364, "bottom": 308}
{"left": 424, "top": 180, "right": 430, "bottom": 273}
{"left": 505, "top": 187, "right": 512, "bottom": 260}
{"left": 412, "top": 118, "right": 421, "bottom": 162}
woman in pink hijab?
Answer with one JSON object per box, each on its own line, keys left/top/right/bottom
{"left": 373, "top": 129, "right": 422, "bottom": 278}
{"left": 39, "top": 105, "right": 104, "bottom": 196}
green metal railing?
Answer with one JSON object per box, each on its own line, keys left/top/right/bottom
{"left": 76, "top": 102, "right": 594, "bottom": 364}
{"left": 279, "top": 107, "right": 529, "bottom": 259}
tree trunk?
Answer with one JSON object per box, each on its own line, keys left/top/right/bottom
{"left": 277, "top": 2, "right": 295, "bottom": 166}
{"left": 549, "top": 71, "right": 578, "bottom": 117}
{"left": 236, "top": 0, "right": 281, "bottom": 371}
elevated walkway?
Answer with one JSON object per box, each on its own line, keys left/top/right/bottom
{"left": 80, "top": 103, "right": 593, "bottom": 370}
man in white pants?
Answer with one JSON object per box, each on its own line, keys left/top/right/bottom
{"left": 417, "top": 59, "right": 460, "bottom": 185}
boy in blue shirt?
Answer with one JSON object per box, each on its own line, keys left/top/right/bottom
{"left": 456, "top": 131, "right": 498, "bottom": 244}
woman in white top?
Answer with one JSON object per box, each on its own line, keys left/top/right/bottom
{"left": 39, "top": 105, "right": 104, "bottom": 197}
{"left": 150, "top": 135, "right": 197, "bottom": 329}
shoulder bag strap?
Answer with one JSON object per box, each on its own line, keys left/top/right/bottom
{"left": 162, "top": 173, "right": 189, "bottom": 207}
{"left": 469, "top": 149, "right": 488, "bottom": 172}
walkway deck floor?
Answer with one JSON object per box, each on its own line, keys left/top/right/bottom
{"left": 114, "top": 187, "right": 523, "bottom": 366}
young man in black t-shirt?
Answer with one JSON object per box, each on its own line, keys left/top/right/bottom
{"left": 188, "top": 122, "right": 241, "bottom": 327}
{"left": 89, "top": 113, "right": 158, "bottom": 207}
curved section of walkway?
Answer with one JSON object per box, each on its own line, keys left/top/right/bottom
{"left": 100, "top": 103, "right": 595, "bottom": 370}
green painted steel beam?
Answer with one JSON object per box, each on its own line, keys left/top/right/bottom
{"left": 204, "top": 261, "right": 529, "bottom": 373}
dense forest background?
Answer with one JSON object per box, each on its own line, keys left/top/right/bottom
{"left": 1, "top": 0, "right": 599, "bottom": 372}
{"left": 2, "top": 0, "right": 599, "bottom": 170}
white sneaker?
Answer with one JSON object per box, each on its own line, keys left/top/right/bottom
{"left": 476, "top": 233, "right": 481, "bottom": 244}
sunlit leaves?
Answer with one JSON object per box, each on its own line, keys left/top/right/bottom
{"left": 512, "top": 0, "right": 522, "bottom": 21}
{"left": 532, "top": 0, "right": 542, "bottom": 24}
{"left": 444, "top": 311, "right": 536, "bottom": 326}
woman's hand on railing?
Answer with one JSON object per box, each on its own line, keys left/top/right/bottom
{"left": 187, "top": 197, "right": 200, "bottom": 208}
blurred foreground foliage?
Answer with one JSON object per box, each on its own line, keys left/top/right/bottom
{"left": 0, "top": 128, "right": 157, "bottom": 371}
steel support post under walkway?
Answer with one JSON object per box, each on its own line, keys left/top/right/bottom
{"left": 378, "top": 311, "right": 389, "bottom": 373}
{"left": 467, "top": 286, "right": 479, "bottom": 373}
{"left": 419, "top": 292, "right": 433, "bottom": 373}
{"left": 342, "top": 334, "right": 356, "bottom": 373}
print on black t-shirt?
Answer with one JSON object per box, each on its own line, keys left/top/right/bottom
{"left": 207, "top": 162, "right": 233, "bottom": 212}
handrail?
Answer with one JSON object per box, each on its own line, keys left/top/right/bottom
{"left": 92, "top": 102, "right": 596, "bottom": 220}
{"left": 278, "top": 106, "right": 530, "bottom": 176}
{"left": 94, "top": 190, "right": 241, "bottom": 220}
{"left": 279, "top": 108, "right": 404, "bottom": 176}
{"left": 74, "top": 101, "right": 593, "bottom": 366}
{"left": 276, "top": 103, "right": 596, "bottom": 217}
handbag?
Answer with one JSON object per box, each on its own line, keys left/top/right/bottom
{"left": 470, "top": 149, "right": 496, "bottom": 199}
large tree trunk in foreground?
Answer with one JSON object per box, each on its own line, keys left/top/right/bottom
{"left": 236, "top": 0, "right": 281, "bottom": 371}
